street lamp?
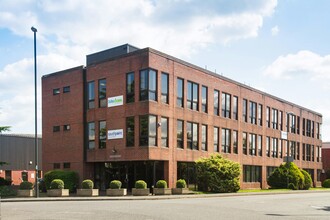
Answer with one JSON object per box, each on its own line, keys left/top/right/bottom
{"left": 31, "top": 26, "right": 39, "bottom": 198}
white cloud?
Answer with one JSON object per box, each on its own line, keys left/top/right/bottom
{"left": 271, "top": 25, "right": 279, "bottom": 36}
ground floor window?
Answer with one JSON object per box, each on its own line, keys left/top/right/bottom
{"left": 243, "top": 165, "right": 261, "bottom": 183}
{"left": 177, "top": 162, "right": 196, "bottom": 189}
{"left": 266, "top": 166, "right": 277, "bottom": 178}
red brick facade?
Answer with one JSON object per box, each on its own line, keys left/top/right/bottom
{"left": 42, "top": 45, "right": 323, "bottom": 189}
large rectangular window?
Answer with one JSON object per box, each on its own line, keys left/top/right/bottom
{"left": 272, "top": 109, "right": 278, "bottom": 129}
{"left": 243, "top": 165, "right": 261, "bottom": 183}
{"left": 161, "top": 73, "right": 169, "bottom": 104}
{"left": 202, "top": 125, "right": 207, "bottom": 151}
{"left": 233, "top": 130, "right": 238, "bottom": 154}
{"left": 214, "top": 127, "right": 219, "bottom": 152}
{"left": 214, "top": 90, "right": 219, "bottom": 116}
{"left": 279, "top": 139, "right": 282, "bottom": 158}
{"left": 243, "top": 99, "right": 248, "bottom": 122}
{"left": 126, "top": 117, "right": 134, "bottom": 147}
{"left": 187, "top": 81, "right": 199, "bottom": 111}
{"left": 258, "top": 135, "right": 262, "bottom": 156}
{"left": 177, "top": 120, "right": 183, "bottom": 149}
{"left": 126, "top": 72, "right": 135, "bottom": 103}
{"left": 202, "top": 86, "right": 208, "bottom": 113}
{"left": 249, "top": 101, "right": 257, "bottom": 124}
{"left": 98, "top": 79, "right": 107, "bottom": 108}
{"left": 249, "top": 133, "right": 256, "bottom": 156}
{"left": 258, "top": 104, "right": 263, "bottom": 126}
{"left": 99, "top": 121, "right": 106, "bottom": 149}
{"left": 139, "top": 115, "right": 157, "bottom": 146}
{"left": 177, "top": 78, "right": 184, "bottom": 107}
{"left": 279, "top": 111, "right": 283, "bottom": 130}
{"left": 272, "top": 138, "right": 278, "bottom": 158}
{"left": 233, "top": 96, "right": 238, "bottom": 120}
{"left": 266, "top": 107, "right": 270, "bottom": 128}
{"left": 88, "top": 122, "right": 95, "bottom": 149}
{"left": 222, "top": 128, "right": 231, "bottom": 153}
{"left": 140, "top": 69, "right": 157, "bottom": 101}
{"left": 266, "top": 136, "right": 270, "bottom": 157}
{"left": 87, "top": 81, "right": 95, "bottom": 109}
{"left": 161, "top": 117, "right": 168, "bottom": 147}
{"left": 187, "top": 122, "right": 198, "bottom": 150}
{"left": 242, "top": 132, "right": 247, "bottom": 155}
{"left": 221, "top": 93, "right": 231, "bottom": 118}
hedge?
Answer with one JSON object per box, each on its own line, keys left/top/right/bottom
{"left": 109, "top": 180, "right": 122, "bottom": 189}
{"left": 44, "top": 170, "right": 78, "bottom": 192}
{"left": 81, "top": 179, "right": 94, "bottom": 189}
{"left": 155, "top": 180, "right": 167, "bottom": 188}
{"left": 135, "top": 180, "right": 147, "bottom": 189}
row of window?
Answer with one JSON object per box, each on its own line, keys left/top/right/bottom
{"left": 53, "top": 124, "right": 71, "bottom": 132}
{"left": 53, "top": 162, "right": 71, "bottom": 169}
{"left": 53, "top": 86, "right": 70, "bottom": 95}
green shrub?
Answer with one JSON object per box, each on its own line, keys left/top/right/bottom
{"left": 81, "top": 179, "right": 93, "bottom": 189}
{"left": 109, "top": 180, "right": 122, "bottom": 189}
{"left": 19, "top": 181, "right": 34, "bottom": 190}
{"left": 50, "top": 179, "right": 64, "bottom": 189}
{"left": 0, "top": 177, "right": 12, "bottom": 186}
{"left": 322, "top": 179, "right": 330, "bottom": 188}
{"left": 155, "top": 180, "right": 167, "bottom": 188}
{"left": 44, "top": 170, "right": 78, "bottom": 192}
{"left": 135, "top": 180, "right": 147, "bottom": 189}
{"left": 0, "top": 186, "right": 16, "bottom": 197}
{"left": 176, "top": 179, "right": 187, "bottom": 188}
{"left": 301, "top": 170, "right": 312, "bottom": 190}
{"left": 195, "top": 154, "right": 240, "bottom": 193}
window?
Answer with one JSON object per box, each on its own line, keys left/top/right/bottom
{"left": 161, "top": 117, "right": 168, "bottom": 147}
{"left": 303, "top": 118, "right": 306, "bottom": 136}
{"left": 99, "top": 121, "right": 106, "bottom": 149}
{"left": 297, "top": 142, "right": 300, "bottom": 160}
{"left": 139, "top": 115, "right": 157, "bottom": 146}
{"left": 233, "top": 130, "right": 238, "bottom": 154}
{"left": 187, "top": 122, "right": 198, "bottom": 150}
{"left": 290, "top": 141, "right": 296, "bottom": 159}
{"left": 126, "top": 72, "right": 135, "bottom": 103}
{"left": 266, "top": 107, "right": 270, "bottom": 128}
{"left": 88, "top": 122, "right": 95, "bottom": 149}
{"left": 317, "top": 169, "right": 322, "bottom": 181}
{"left": 140, "top": 69, "right": 157, "bottom": 101}
{"left": 21, "top": 171, "right": 28, "bottom": 181}
{"left": 317, "top": 146, "right": 321, "bottom": 162}
{"left": 126, "top": 117, "right": 134, "bottom": 147}
{"left": 243, "top": 165, "right": 261, "bottom": 182}
{"left": 221, "top": 93, "right": 231, "bottom": 118}
{"left": 272, "top": 109, "right": 278, "bottom": 129}
{"left": 202, "top": 86, "right": 208, "bottom": 113}
{"left": 53, "top": 126, "right": 60, "bottom": 132}
{"left": 249, "top": 101, "right": 257, "bottom": 124}
{"left": 306, "top": 144, "right": 311, "bottom": 161}
{"left": 249, "top": 133, "right": 256, "bottom": 156}
{"left": 177, "top": 78, "right": 184, "bottom": 107}
{"left": 214, "top": 127, "right": 219, "bottom": 152}
{"left": 279, "top": 111, "right": 283, "bottom": 130}
{"left": 258, "top": 104, "right": 263, "bottom": 126}
{"left": 311, "top": 121, "right": 315, "bottom": 138}
{"left": 242, "top": 132, "right": 247, "bottom": 155}
{"left": 222, "top": 128, "right": 231, "bottom": 153}
{"left": 5, "top": 170, "right": 11, "bottom": 180}
{"left": 302, "top": 143, "right": 306, "bottom": 161}
{"left": 258, "top": 135, "right": 262, "bottom": 156}
{"left": 290, "top": 114, "right": 296, "bottom": 133}
{"left": 306, "top": 119, "right": 311, "bottom": 137}
{"left": 214, "top": 90, "right": 219, "bottom": 116}
{"left": 311, "top": 145, "right": 315, "bottom": 161}
{"left": 297, "top": 116, "right": 300, "bottom": 134}
{"left": 63, "top": 86, "right": 70, "bottom": 93}
{"left": 243, "top": 99, "right": 248, "bottom": 122}
{"left": 53, "top": 88, "right": 60, "bottom": 95}
{"left": 63, "top": 162, "right": 71, "bottom": 169}
{"left": 53, "top": 163, "right": 60, "bottom": 169}
{"left": 233, "top": 96, "right": 238, "bottom": 120}
{"left": 177, "top": 120, "right": 183, "bottom": 149}
{"left": 161, "top": 73, "right": 169, "bottom": 104}
{"left": 267, "top": 166, "right": 277, "bottom": 178}
{"left": 266, "top": 136, "right": 270, "bottom": 157}
{"left": 272, "top": 138, "right": 278, "bottom": 158}
{"left": 187, "top": 81, "right": 199, "bottom": 111}
{"left": 317, "top": 122, "right": 321, "bottom": 139}
{"left": 279, "top": 139, "right": 282, "bottom": 158}
{"left": 98, "top": 79, "right": 106, "bottom": 108}
{"left": 87, "top": 81, "right": 95, "bottom": 109}
{"left": 202, "top": 125, "right": 207, "bottom": 151}
{"left": 63, "top": 124, "right": 70, "bottom": 131}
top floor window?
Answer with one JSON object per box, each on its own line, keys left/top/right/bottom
{"left": 202, "top": 86, "right": 208, "bottom": 113}
{"left": 126, "top": 72, "right": 135, "bottom": 103}
{"left": 266, "top": 107, "right": 270, "bottom": 128}
{"left": 187, "top": 81, "right": 199, "bottom": 111}
{"left": 272, "top": 108, "right": 278, "bottom": 129}
{"left": 214, "top": 90, "right": 219, "bottom": 116}
{"left": 221, "top": 92, "right": 231, "bottom": 118}
{"left": 161, "top": 73, "right": 169, "bottom": 104}
{"left": 258, "top": 104, "right": 263, "bottom": 126}
{"left": 243, "top": 99, "right": 248, "bottom": 122}
{"left": 177, "top": 78, "right": 184, "bottom": 107}
{"left": 87, "top": 81, "right": 95, "bottom": 109}
{"left": 63, "top": 86, "right": 70, "bottom": 93}
{"left": 233, "top": 96, "right": 238, "bottom": 120}
{"left": 249, "top": 101, "right": 257, "bottom": 125}
{"left": 279, "top": 111, "right": 283, "bottom": 130}
{"left": 140, "top": 69, "right": 157, "bottom": 101}
{"left": 53, "top": 88, "right": 60, "bottom": 95}
{"left": 99, "top": 79, "right": 106, "bottom": 108}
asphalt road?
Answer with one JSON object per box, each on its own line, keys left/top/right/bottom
{"left": 1, "top": 192, "right": 330, "bottom": 220}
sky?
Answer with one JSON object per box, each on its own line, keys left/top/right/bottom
{"left": 0, "top": 0, "right": 330, "bottom": 141}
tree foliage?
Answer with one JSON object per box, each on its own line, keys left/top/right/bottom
{"left": 44, "top": 170, "right": 79, "bottom": 192}
{"left": 195, "top": 154, "right": 240, "bottom": 193}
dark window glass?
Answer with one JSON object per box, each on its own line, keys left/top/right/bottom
{"left": 272, "top": 138, "right": 278, "bottom": 158}
{"left": 233, "top": 130, "right": 238, "bottom": 154}
{"left": 222, "top": 128, "right": 231, "bottom": 153}
{"left": 88, "top": 122, "right": 95, "bottom": 149}
{"left": 63, "top": 162, "right": 71, "bottom": 169}
{"left": 242, "top": 132, "right": 247, "bottom": 155}
{"left": 63, "top": 86, "right": 70, "bottom": 93}
{"left": 99, "top": 121, "right": 106, "bottom": 149}
{"left": 53, "top": 88, "right": 60, "bottom": 95}
{"left": 177, "top": 78, "right": 184, "bottom": 107}
{"left": 139, "top": 115, "right": 157, "bottom": 146}
{"left": 161, "top": 117, "right": 168, "bottom": 147}
{"left": 87, "top": 81, "right": 95, "bottom": 109}
{"left": 126, "top": 72, "right": 135, "bottom": 103}
{"left": 53, "top": 126, "right": 60, "bottom": 132}
{"left": 243, "top": 99, "right": 247, "bottom": 122}
{"left": 221, "top": 93, "right": 231, "bottom": 118}
{"left": 63, "top": 124, "right": 70, "bottom": 131}
{"left": 202, "top": 125, "right": 207, "bottom": 151}
{"left": 214, "top": 127, "right": 219, "bottom": 152}
{"left": 279, "top": 111, "right": 283, "bottom": 130}
{"left": 266, "top": 136, "right": 270, "bottom": 157}
{"left": 98, "top": 79, "right": 107, "bottom": 108}
{"left": 243, "top": 165, "right": 261, "bottom": 182}
{"left": 266, "top": 107, "right": 270, "bottom": 128}
{"left": 187, "top": 81, "right": 199, "bottom": 111}
{"left": 140, "top": 69, "right": 157, "bottom": 101}
{"left": 214, "top": 90, "right": 219, "bottom": 116}
{"left": 161, "top": 73, "right": 169, "bottom": 104}
{"left": 258, "top": 135, "right": 262, "bottom": 156}
{"left": 53, "top": 163, "right": 60, "bottom": 169}
{"left": 177, "top": 120, "right": 183, "bottom": 149}
{"left": 126, "top": 117, "right": 135, "bottom": 147}
{"left": 21, "top": 171, "right": 28, "bottom": 181}
{"left": 271, "top": 109, "right": 278, "bottom": 129}
{"left": 187, "top": 122, "right": 198, "bottom": 150}
{"left": 202, "top": 86, "right": 208, "bottom": 113}
{"left": 233, "top": 96, "right": 238, "bottom": 120}
{"left": 258, "top": 104, "right": 263, "bottom": 126}
{"left": 249, "top": 133, "right": 256, "bottom": 156}
{"left": 249, "top": 101, "right": 257, "bottom": 124}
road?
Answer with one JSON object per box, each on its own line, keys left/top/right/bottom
{"left": 1, "top": 192, "right": 330, "bottom": 220}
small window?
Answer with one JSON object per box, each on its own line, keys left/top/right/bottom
{"left": 53, "top": 126, "right": 60, "bottom": 132}
{"left": 63, "top": 162, "right": 71, "bottom": 169}
{"left": 64, "top": 124, "right": 71, "bottom": 131}
{"left": 63, "top": 86, "right": 70, "bottom": 93}
{"left": 53, "top": 163, "right": 60, "bottom": 169}
{"left": 53, "top": 88, "right": 60, "bottom": 95}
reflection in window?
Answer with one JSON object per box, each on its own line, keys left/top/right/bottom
{"left": 222, "top": 93, "right": 231, "bottom": 118}
{"left": 87, "top": 81, "right": 95, "bottom": 109}
{"left": 187, "top": 122, "right": 198, "bottom": 150}
{"left": 233, "top": 96, "right": 238, "bottom": 120}
{"left": 126, "top": 72, "right": 135, "bottom": 103}
{"left": 177, "top": 78, "right": 184, "bottom": 107}
{"left": 177, "top": 120, "right": 183, "bottom": 148}
{"left": 233, "top": 130, "right": 238, "bottom": 154}
{"left": 139, "top": 115, "right": 157, "bottom": 146}
{"left": 214, "top": 127, "right": 219, "bottom": 152}
{"left": 99, "top": 121, "right": 106, "bottom": 149}
{"left": 88, "top": 122, "right": 95, "bottom": 149}
{"left": 249, "top": 101, "right": 257, "bottom": 124}
{"left": 202, "top": 86, "right": 207, "bottom": 113}
{"left": 202, "top": 125, "right": 207, "bottom": 151}
{"left": 140, "top": 69, "right": 157, "bottom": 101}
{"left": 161, "top": 117, "right": 168, "bottom": 147}
{"left": 214, "top": 90, "right": 219, "bottom": 116}
{"left": 243, "top": 99, "right": 247, "bottom": 122}
{"left": 242, "top": 132, "right": 247, "bottom": 155}
{"left": 99, "top": 79, "right": 106, "bottom": 108}
{"left": 126, "top": 117, "right": 134, "bottom": 147}
{"left": 187, "top": 81, "right": 199, "bottom": 111}
{"left": 161, "top": 73, "right": 169, "bottom": 104}
{"left": 222, "top": 128, "right": 231, "bottom": 153}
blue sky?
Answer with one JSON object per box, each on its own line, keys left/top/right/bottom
{"left": 0, "top": 0, "right": 329, "bottom": 141}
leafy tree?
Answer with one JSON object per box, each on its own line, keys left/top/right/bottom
{"left": 195, "top": 154, "right": 240, "bottom": 193}
{"left": 0, "top": 126, "right": 10, "bottom": 133}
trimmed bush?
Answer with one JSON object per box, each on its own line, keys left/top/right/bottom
{"left": 176, "top": 179, "right": 187, "bottom": 188}
{"left": 195, "top": 154, "right": 240, "bottom": 193}
{"left": 50, "top": 179, "right": 64, "bottom": 189}
{"left": 109, "top": 180, "right": 122, "bottom": 189}
{"left": 301, "top": 170, "right": 312, "bottom": 190}
{"left": 135, "top": 180, "right": 147, "bottom": 189}
{"left": 0, "top": 186, "right": 16, "bottom": 197}
{"left": 155, "top": 180, "right": 167, "bottom": 188}
{"left": 0, "top": 177, "right": 12, "bottom": 186}
{"left": 322, "top": 179, "right": 330, "bottom": 188}
{"left": 19, "top": 181, "right": 34, "bottom": 190}
{"left": 81, "top": 179, "right": 93, "bottom": 189}
{"left": 44, "top": 170, "right": 78, "bottom": 192}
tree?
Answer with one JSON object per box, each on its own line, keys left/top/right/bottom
{"left": 195, "top": 154, "right": 241, "bottom": 193}
{"left": 0, "top": 126, "right": 10, "bottom": 133}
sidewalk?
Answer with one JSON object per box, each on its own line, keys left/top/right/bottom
{"left": 1, "top": 189, "right": 330, "bottom": 203}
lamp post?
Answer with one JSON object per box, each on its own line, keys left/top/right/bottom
{"left": 31, "top": 26, "right": 39, "bottom": 198}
